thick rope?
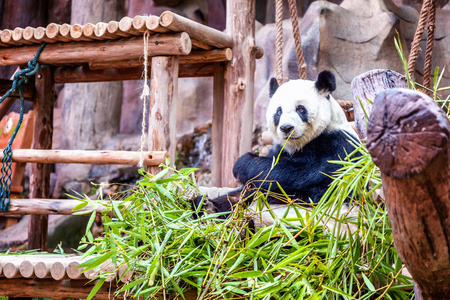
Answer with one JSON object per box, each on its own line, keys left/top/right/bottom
{"left": 275, "top": 0, "right": 284, "bottom": 85}
{"left": 287, "top": 0, "right": 307, "bottom": 80}
{"left": 138, "top": 32, "right": 151, "bottom": 168}
{"left": 0, "top": 43, "right": 48, "bottom": 211}
{"left": 422, "top": 0, "right": 436, "bottom": 95}
{"left": 407, "top": 0, "right": 432, "bottom": 79}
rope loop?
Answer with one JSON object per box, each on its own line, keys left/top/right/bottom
{"left": 0, "top": 42, "right": 48, "bottom": 211}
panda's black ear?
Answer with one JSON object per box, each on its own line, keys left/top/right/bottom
{"left": 315, "top": 71, "right": 336, "bottom": 94}
{"left": 269, "top": 77, "right": 279, "bottom": 98}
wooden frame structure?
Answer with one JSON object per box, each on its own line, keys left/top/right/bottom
{"left": 0, "top": 1, "right": 257, "bottom": 298}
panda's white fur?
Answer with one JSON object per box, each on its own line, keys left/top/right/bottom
{"left": 266, "top": 79, "right": 355, "bottom": 154}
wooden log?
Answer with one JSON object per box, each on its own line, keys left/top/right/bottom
{"left": 0, "top": 78, "right": 35, "bottom": 99}
{"left": 53, "top": 63, "right": 214, "bottom": 83}
{"left": 366, "top": 88, "right": 450, "bottom": 300}
{"left": 132, "top": 15, "right": 149, "bottom": 32}
{"left": 94, "top": 22, "right": 119, "bottom": 39}
{"left": 12, "top": 27, "right": 33, "bottom": 45}
{"left": 211, "top": 62, "right": 225, "bottom": 186}
{"left": 70, "top": 24, "right": 93, "bottom": 41}
{"left": 83, "top": 23, "right": 101, "bottom": 40}
{"left": 66, "top": 261, "right": 84, "bottom": 279}
{"left": 1, "top": 29, "right": 17, "bottom": 46}
{"left": 3, "top": 261, "right": 21, "bottom": 278}
{"left": 148, "top": 56, "right": 179, "bottom": 171}
{"left": 19, "top": 260, "right": 36, "bottom": 278}
{"left": 119, "top": 16, "right": 142, "bottom": 35}
{"left": 51, "top": 261, "right": 71, "bottom": 280}
{"left": 0, "top": 149, "right": 168, "bottom": 166}
{"left": 146, "top": 16, "right": 170, "bottom": 33}
{"left": 45, "top": 23, "right": 71, "bottom": 42}
{"left": 34, "top": 261, "right": 52, "bottom": 279}
{"left": 88, "top": 48, "right": 232, "bottom": 70}
{"left": 33, "top": 27, "right": 54, "bottom": 43}
{"left": 0, "top": 198, "right": 110, "bottom": 215}
{"left": 0, "top": 33, "right": 192, "bottom": 66}
{"left": 58, "top": 23, "right": 72, "bottom": 41}
{"left": 159, "top": 11, "right": 232, "bottom": 48}
{"left": 0, "top": 278, "right": 121, "bottom": 299}
{"left": 106, "top": 20, "right": 132, "bottom": 37}
{"left": 28, "top": 67, "right": 54, "bottom": 251}
{"left": 189, "top": 39, "right": 213, "bottom": 50}
{"left": 221, "top": 0, "right": 256, "bottom": 186}
{"left": 22, "top": 26, "right": 39, "bottom": 43}
{"left": 351, "top": 69, "right": 407, "bottom": 139}
{"left": 0, "top": 30, "right": 10, "bottom": 47}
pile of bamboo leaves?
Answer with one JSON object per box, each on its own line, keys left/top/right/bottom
{"left": 75, "top": 143, "right": 413, "bottom": 300}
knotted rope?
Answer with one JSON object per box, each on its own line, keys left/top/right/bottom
{"left": 275, "top": 0, "right": 284, "bottom": 85}
{"left": 287, "top": 0, "right": 306, "bottom": 80}
{"left": 0, "top": 42, "right": 48, "bottom": 211}
{"left": 407, "top": 0, "right": 437, "bottom": 95}
{"left": 274, "top": 0, "right": 307, "bottom": 84}
{"left": 138, "top": 32, "right": 151, "bottom": 168}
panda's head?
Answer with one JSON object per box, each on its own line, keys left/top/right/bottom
{"left": 266, "top": 71, "right": 347, "bottom": 154}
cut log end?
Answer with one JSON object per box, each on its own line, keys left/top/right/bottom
{"left": 367, "top": 88, "right": 450, "bottom": 178}
{"left": 160, "top": 11, "right": 175, "bottom": 27}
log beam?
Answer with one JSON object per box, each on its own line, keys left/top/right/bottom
{"left": 0, "top": 33, "right": 192, "bottom": 66}
{"left": 211, "top": 62, "right": 225, "bottom": 186}
{"left": 222, "top": 0, "right": 256, "bottom": 187}
{"left": 0, "top": 149, "right": 167, "bottom": 166}
{"left": 0, "top": 199, "right": 110, "bottom": 215}
{"left": 88, "top": 48, "right": 232, "bottom": 70}
{"left": 28, "top": 67, "right": 54, "bottom": 251}
{"left": 159, "top": 11, "right": 232, "bottom": 48}
{"left": 366, "top": 88, "right": 450, "bottom": 299}
{"left": 148, "top": 56, "right": 179, "bottom": 169}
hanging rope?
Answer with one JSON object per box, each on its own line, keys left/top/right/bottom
{"left": 287, "top": 0, "right": 307, "bottom": 80}
{"left": 0, "top": 42, "right": 48, "bottom": 211}
{"left": 275, "top": 0, "right": 284, "bottom": 85}
{"left": 407, "top": 0, "right": 437, "bottom": 95}
{"left": 422, "top": 0, "right": 436, "bottom": 95}
{"left": 138, "top": 32, "right": 151, "bottom": 168}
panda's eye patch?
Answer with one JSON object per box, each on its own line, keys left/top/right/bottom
{"left": 276, "top": 107, "right": 282, "bottom": 116}
{"left": 296, "top": 105, "right": 306, "bottom": 114}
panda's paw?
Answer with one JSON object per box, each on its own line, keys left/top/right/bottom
{"left": 191, "top": 195, "right": 218, "bottom": 219}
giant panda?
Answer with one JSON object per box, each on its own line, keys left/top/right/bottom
{"left": 192, "top": 70, "right": 359, "bottom": 219}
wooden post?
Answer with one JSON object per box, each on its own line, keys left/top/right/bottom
{"left": 351, "top": 69, "right": 407, "bottom": 139}
{"left": 211, "top": 62, "right": 225, "bottom": 187}
{"left": 148, "top": 56, "right": 179, "bottom": 170}
{"left": 222, "top": 0, "right": 256, "bottom": 187}
{"left": 28, "top": 67, "right": 54, "bottom": 251}
{"left": 366, "top": 88, "right": 450, "bottom": 299}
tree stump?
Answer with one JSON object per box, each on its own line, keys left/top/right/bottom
{"left": 366, "top": 88, "right": 450, "bottom": 299}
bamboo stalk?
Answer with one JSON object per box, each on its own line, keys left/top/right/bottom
{"left": 119, "top": 16, "right": 142, "bottom": 35}
{"left": 159, "top": 11, "right": 232, "bottom": 48}
{"left": 54, "top": 63, "right": 214, "bottom": 83}
{"left": 0, "top": 33, "right": 192, "bottom": 66}
{"left": 106, "top": 20, "right": 132, "bottom": 37}
{"left": 0, "top": 199, "right": 110, "bottom": 216}
{"left": 45, "top": 23, "right": 71, "bottom": 42}
{"left": 88, "top": 48, "right": 232, "bottom": 70}
{"left": 0, "top": 149, "right": 168, "bottom": 166}
{"left": 146, "top": 16, "right": 170, "bottom": 33}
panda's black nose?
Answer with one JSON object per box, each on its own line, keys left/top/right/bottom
{"left": 280, "top": 125, "right": 294, "bottom": 134}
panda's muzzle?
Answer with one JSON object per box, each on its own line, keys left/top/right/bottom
{"left": 280, "top": 125, "right": 294, "bottom": 134}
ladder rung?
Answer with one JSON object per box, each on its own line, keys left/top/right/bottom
{"left": 0, "top": 149, "right": 168, "bottom": 166}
